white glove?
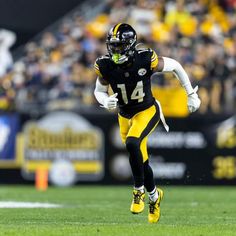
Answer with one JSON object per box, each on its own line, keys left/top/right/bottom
{"left": 101, "top": 93, "right": 118, "bottom": 110}
{"left": 187, "top": 86, "right": 201, "bottom": 113}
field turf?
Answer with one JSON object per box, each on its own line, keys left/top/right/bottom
{"left": 0, "top": 186, "right": 236, "bottom": 236}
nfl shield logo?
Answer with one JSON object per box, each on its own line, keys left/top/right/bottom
{"left": 124, "top": 72, "right": 129, "bottom": 77}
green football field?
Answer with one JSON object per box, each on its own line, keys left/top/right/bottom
{"left": 0, "top": 186, "right": 236, "bottom": 236}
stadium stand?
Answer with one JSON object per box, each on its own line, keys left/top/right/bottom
{"left": 0, "top": 0, "right": 235, "bottom": 115}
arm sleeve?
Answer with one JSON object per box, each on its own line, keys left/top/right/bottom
{"left": 94, "top": 78, "right": 109, "bottom": 105}
{"left": 162, "top": 56, "right": 194, "bottom": 95}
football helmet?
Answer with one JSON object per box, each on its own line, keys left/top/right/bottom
{"left": 106, "top": 23, "right": 137, "bottom": 64}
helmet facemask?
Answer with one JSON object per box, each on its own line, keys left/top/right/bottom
{"left": 107, "top": 41, "right": 133, "bottom": 64}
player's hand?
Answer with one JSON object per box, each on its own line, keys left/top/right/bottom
{"left": 102, "top": 93, "right": 118, "bottom": 110}
{"left": 187, "top": 86, "right": 201, "bottom": 113}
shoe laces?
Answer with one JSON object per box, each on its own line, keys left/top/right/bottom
{"left": 149, "top": 201, "right": 157, "bottom": 214}
{"left": 133, "top": 191, "right": 143, "bottom": 204}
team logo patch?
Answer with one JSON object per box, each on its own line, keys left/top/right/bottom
{"left": 138, "top": 68, "right": 147, "bottom": 76}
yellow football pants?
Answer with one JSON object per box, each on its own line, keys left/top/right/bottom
{"left": 118, "top": 103, "right": 160, "bottom": 162}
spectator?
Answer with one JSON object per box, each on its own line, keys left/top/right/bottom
{"left": 1, "top": 0, "right": 236, "bottom": 115}
{"left": 0, "top": 29, "right": 16, "bottom": 77}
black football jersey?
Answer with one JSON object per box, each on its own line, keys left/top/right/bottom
{"left": 94, "top": 48, "right": 159, "bottom": 118}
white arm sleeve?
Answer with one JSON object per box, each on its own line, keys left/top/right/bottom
{"left": 162, "top": 57, "right": 194, "bottom": 95}
{"left": 94, "top": 78, "right": 109, "bottom": 105}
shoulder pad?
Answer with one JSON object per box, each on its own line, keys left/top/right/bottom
{"left": 97, "top": 55, "right": 110, "bottom": 61}
{"left": 137, "top": 48, "right": 152, "bottom": 54}
{"left": 94, "top": 55, "right": 111, "bottom": 78}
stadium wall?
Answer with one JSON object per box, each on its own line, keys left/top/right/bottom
{"left": 0, "top": 111, "right": 236, "bottom": 186}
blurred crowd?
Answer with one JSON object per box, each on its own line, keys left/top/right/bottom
{"left": 0, "top": 0, "right": 236, "bottom": 115}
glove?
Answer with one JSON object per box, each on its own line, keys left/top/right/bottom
{"left": 101, "top": 93, "right": 118, "bottom": 110}
{"left": 187, "top": 86, "right": 201, "bottom": 113}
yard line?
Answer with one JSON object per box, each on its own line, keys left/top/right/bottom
{"left": 0, "top": 201, "right": 62, "bottom": 208}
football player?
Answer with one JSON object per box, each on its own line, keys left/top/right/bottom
{"left": 94, "top": 23, "right": 201, "bottom": 223}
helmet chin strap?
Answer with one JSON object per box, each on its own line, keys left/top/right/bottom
{"left": 112, "top": 53, "right": 128, "bottom": 64}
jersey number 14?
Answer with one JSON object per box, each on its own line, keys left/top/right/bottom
{"left": 117, "top": 81, "right": 145, "bottom": 104}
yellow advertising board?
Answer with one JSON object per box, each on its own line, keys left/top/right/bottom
{"left": 152, "top": 85, "right": 188, "bottom": 117}
{"left": 16, "top": 111, "right": 104, "bottom": 184}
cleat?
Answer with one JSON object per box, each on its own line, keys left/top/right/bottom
{"left": 130, "top": 190, "right": 145, "bottom": 214}
{"left": 148, "top": 188, "right": 164, "bottom": 223}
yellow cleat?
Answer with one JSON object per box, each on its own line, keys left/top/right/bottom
{"left": 130, "top": 190, "right": 145, "bottom": 214}
{"left": 148, "top": 188, "right": 164, "bottom": 223}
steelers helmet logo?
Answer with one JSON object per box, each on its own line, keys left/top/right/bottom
{"left": 138, "top": 68, "right": 147, "bottom": 76}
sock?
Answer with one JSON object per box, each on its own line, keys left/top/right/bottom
{"left": 149, "top": 187, "right": 159, "bottom": 202}
{"left": 134, "top": 185, "right": 145, "bottom": 193}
